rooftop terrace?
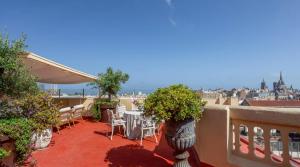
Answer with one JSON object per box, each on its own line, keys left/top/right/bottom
{"left": 25, "top": 118, "right": 209, "bottom": 167}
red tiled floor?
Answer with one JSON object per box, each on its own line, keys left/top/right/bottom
{"left": 26, "top": 119, "right": 210, "bottom": 167}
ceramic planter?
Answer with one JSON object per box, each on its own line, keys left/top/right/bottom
{"left": 165, "top": 118, "right": 196, "bottom": 167}
{"left": 31, "top": 128, "right": 53, "bottom": 150}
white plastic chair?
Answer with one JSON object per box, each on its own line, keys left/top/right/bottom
{"left": 140, "top": 115, "right": 158, "bottom": 145}
{"left": 56, "top": 107, "right": 72, "bottom": 133}
{"left": 71, "top": 104, "right": 84, "bottom": 125}
{"left": 106, "top": 109, "right": 127, "bottom": 140}
{"left": 116, "top": 105, "right": 127, "bottom": 118}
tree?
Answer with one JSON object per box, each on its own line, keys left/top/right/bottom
{"left": 0, "top": 33, "right": 38, "bottom": 98}
{"left": 90, "top": 67, "right": 129, "bottom": 101}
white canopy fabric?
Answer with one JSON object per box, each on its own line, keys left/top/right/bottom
{"left": 21, "top": 52, "right": 97, "bottom": 84}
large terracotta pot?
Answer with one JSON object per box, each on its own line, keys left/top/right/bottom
{"left": 99, "top": 105, "right": 115, "bottom": 123}
{"left": 165, "top": 118, "right": 196, "bottom": 167}
{"left": 0, "top": 136, "right": 16, "bottom": 167}
{"left": 31, "top": 128, "right": 52, "bottom": 150}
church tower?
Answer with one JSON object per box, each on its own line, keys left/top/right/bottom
{"left": 260, "top": 78, "right": 267, "bottom": 90}
{"left": 278, "top": 71, "right": 285, "bottom": 85}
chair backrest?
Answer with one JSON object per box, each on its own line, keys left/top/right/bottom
{"left": 86, "top": 103, "right": 93, "bottom": 111}
{"left": 117, "top": 105, "right": 126, "bottom": 112}
{"left": 74, "top": 104, "right": 84, "bottom": 110}
{"left": 74, "top": 104, "right": 84, "bottom": 112}
{"left": 106, "top": 109, "right": 115, "bottom": 124}
{"left": 116, "top": 105, "right": 126, "bottom": 117}
{"left": 59, "top": 111, "right": 71, "bottom": 123}
{"left": 141, "top": 115, "right": 156, "bottom": 128}
{"left": 59, "top": 107, "right": 72, "bottom": 112}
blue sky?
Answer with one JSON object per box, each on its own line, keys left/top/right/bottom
{"left": 1, "top": 0, "right": 300, "bottom": 91}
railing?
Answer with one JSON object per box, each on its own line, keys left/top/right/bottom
{"left": 230, "top": 106, "right": 300, "bottom": 167}
{"left": 194, "top": 105, "right": 300, "bottom": 167}
{"left": 43, "top": 88, "right": 97, "bottom": 98}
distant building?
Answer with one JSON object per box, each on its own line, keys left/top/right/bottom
{"left": 272, "top": 72, "right": 289, "bottom": 100}
{"left": 260, "top": 78, "right": 268, "bottom": 91}
{"left": 256, "top": 72, "right": 295, "bottom": 100}
{"left": 241, "top": 99, "right": 300, "bottom": 108}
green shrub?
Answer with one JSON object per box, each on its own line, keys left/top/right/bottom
{"left": 91, "top": 103, "right": 101, "bottom": 121}
{"left": 0, "top": 33, "right": 38, "bottom": 98}
{"left": 95, "top": 98, "right": 118, "bottom": 108}
{"left": 0, "top": 34, "right": 61, "bottom": 164}
{"left": 0, "top": 148, "right": 10, "bottom": 159}
{"left": 144, "top": 84, "right": 206, "bottom": 122}
{"left": 0, "top": 118, "right": 33, "bottom": 162}
{"left": 0, "top": 93, "right": 60, "bottom": 163}
{"left": 18, "top": 92, "right": 60, "bottom": 133}
{"left": 0, "top": 97, "right": 21, "bottom": 118}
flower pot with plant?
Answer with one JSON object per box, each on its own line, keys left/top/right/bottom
{"left": 18, "top": 93, "right": 60, "bottom": 150}
{"left": 0, "top": 34, "right": 42, "bottom": 165}
{"left": 89, "top": 67, "right": 129, "bottom": 122}
{"left": 144, "top": 84, "right": 206, "bottom": 167}
{"left": 0, "top": 135, "right": 15, "bottom": 167}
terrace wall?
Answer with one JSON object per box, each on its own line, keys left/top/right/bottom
{"left": 195, "top": 105, "right": 300, "bottom": 167}
{"left": 53, "top": 97, "right": 95, "bottom": 116}
{"left": 53, "top": 97, "right": 141, "bottom": 114}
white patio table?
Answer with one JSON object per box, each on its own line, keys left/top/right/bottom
{"left": 124, "top": 110, "right": 144, "bottom": 139}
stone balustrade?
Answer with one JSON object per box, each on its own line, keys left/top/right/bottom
{"left": 195, "top": 105, "right": 300, "bottom": 167}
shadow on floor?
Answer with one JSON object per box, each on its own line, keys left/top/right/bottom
{"left": 94, "top": 130, "right": 125, "bottom": 137}
{"left": 105, "top": 144, "right": 171, "bottom": 167}
{"left": 153, "top": 126, "right": 174, "bottom": 161}
{"left": 94, "top": 130, "right": 108, "bottom": 136}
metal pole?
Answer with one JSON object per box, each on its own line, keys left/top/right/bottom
{"left": 83, "top": 88, "right": 85, "bottom": 98}
{"left": 58, "top": 89, "right": 61, "bottom": 98}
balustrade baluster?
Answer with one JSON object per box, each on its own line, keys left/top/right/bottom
{"left": 263, "top": 127, "right": 271, "bottom": 163}
{"left": 248, "top": 124, "right": 254, "bottom": 156}
{"left": 281, "top": 131, "right": 290, "bottom": 166}
{"left": 233, "top": 121, "right": 240, "bottom": 154}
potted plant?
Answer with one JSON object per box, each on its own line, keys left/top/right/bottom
{"left": 144, "top": 84, "right": 206, "bottom": 167}
{"left": 0, "top": 118, "right": 33, "bottom": 164}
{"left": 18, "top": 92, "right": 60, "bottom": 150}
{"left": 89, "top": 67, "right": 129, "bottom": 122}
{"left": 0, "top": 34, "right": 40, "bottom": 165}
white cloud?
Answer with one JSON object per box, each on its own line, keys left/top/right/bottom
{"left": 169, "top": 17, "right": 177, "bottom": 26}
{"left": 165, "top": 0, "right": 176, "bottom": 26}
{"left": 165, "top": 0, "right": 173, "bottom": 7}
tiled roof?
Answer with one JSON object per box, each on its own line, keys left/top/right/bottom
{"left": 242, "top": 99, "right": 300, "bottom": 107}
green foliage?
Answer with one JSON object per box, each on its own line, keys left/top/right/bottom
{"left": 0, "top": 96, "right": 21, "bottom": 118}
{"left": 89, "top": 67, "right": 129, "bottom": 100}
{"left": 0, "top": 34, "right": 61, "bottom": 164}
{"left": 144, "top": 84, "right": 207, "bottom": 122}
{"left": 133, "top": 99, "right": 144, "bottom": 111}
{"left": 95, "top": 98, "right": 118, "bottom": 108}
{"left": 0, "top": 148, "right": 10, "bottom": 159}
{"left": 91, "top": 103, "right": 101, "bottom": 121}
{"left": 18, "top": 92, "right": 60, "bottom": 133}
{"left": 0, "top": 118, "right": 33, "bottom": 162}
{"left": 0, "top": 93, "right": 60, "bottom": 163}
{"left": 0, "top": 33, "right": 38, "bottom": 98}
{"left": 0, "top": 92, "right": 60, "bottom": 133}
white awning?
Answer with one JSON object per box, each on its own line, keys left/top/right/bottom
{"left": 21, "top": 52, "right": 97, "bottom": 84}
